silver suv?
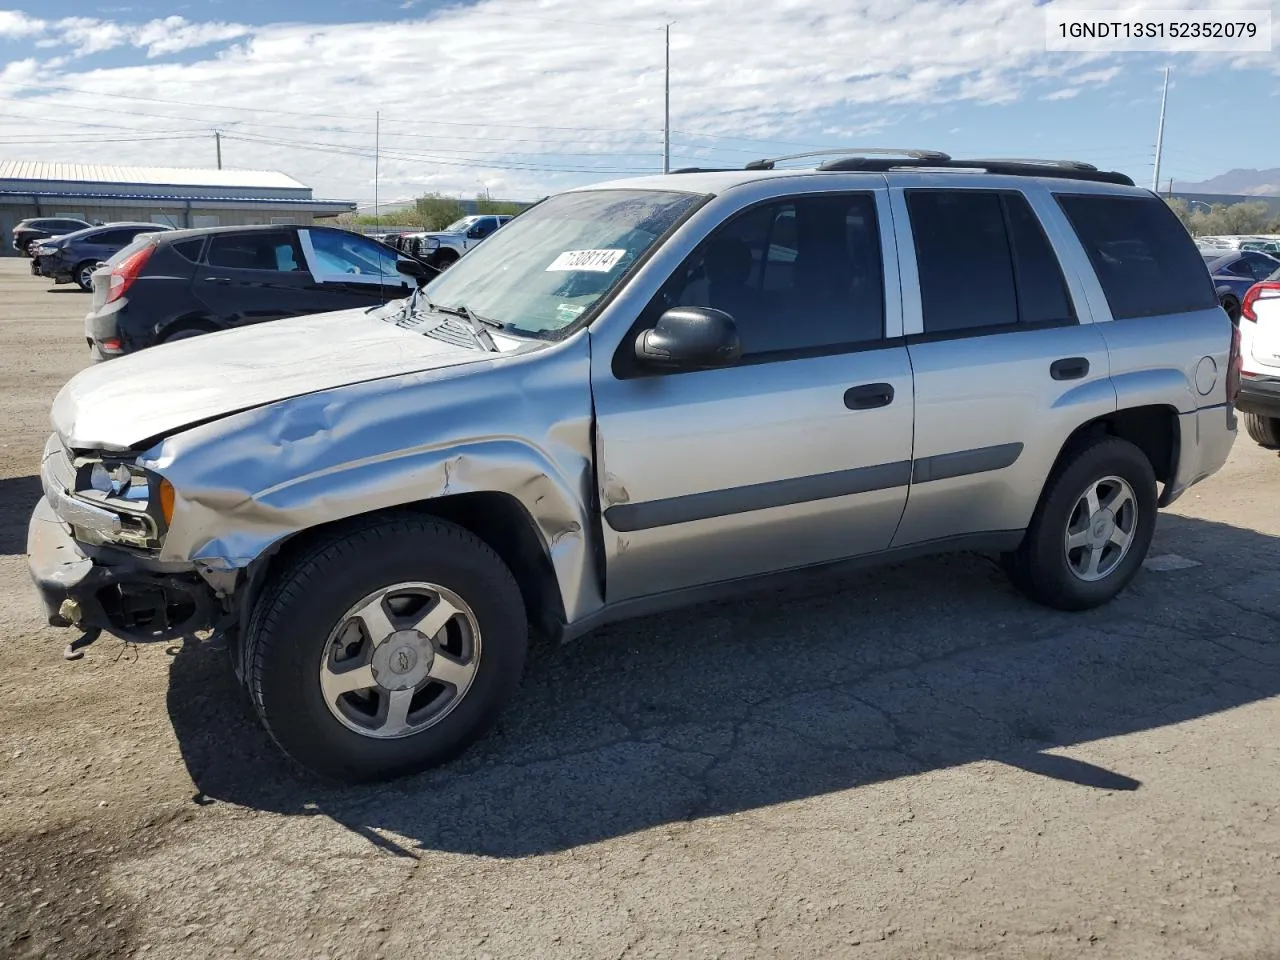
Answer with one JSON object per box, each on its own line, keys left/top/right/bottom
{"left": 27, "top": 149, "right": 1238, "bottom": 783}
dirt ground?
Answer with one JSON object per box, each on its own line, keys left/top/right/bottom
{"left": 2, "top": 257, "right": 1279, "bottom": 960}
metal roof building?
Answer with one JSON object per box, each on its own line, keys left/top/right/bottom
{"left": 0, "top": 160, "right": 356, "bottom": 254}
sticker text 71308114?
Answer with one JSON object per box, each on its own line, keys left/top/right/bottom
{"left": 545, "top": 249, "right": 626, "bottom": 273}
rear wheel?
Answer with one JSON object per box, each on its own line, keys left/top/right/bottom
{"left": 160, "top": 323, "right": 216, "bottom": 344}
{"left": 245, "top": 516, "right": 528, "bottom": 783}
{"left": 1243, "top": 412, "right": 1280, "bottom": 449}
{"left": 1003, "top": 436, "right": 1157, "bottom": 611}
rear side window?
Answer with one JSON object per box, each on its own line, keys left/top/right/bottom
{"left": 171, "top": 238, "right": 205, "bottom": 262}
{"left": 206, "top": 232, "right": 304, "bottom": 272}
{"left": 1057, "top": 194, "right": 1217, "bottom": 319}
{"left": 907, "top": 190, "right": 1074, "bottom": 335}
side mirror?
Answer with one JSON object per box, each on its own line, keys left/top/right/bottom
{"left": 396, "top": 258, "right": 437, "bottom": 285}
{"left": 467, "top": 227, "right": 484, "bottom": 239}
{"left": 634, "top": 306, "right": 742, "bottom": 370}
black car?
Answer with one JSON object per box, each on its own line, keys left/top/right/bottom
{"left": 12, "top": 216, "right": 95, "bottom": 256}
{"left": 85, "top": 224, "right": 426, "bottom": 359}
{"left": 33, "top": 222, "right": 174, "bottom": 291}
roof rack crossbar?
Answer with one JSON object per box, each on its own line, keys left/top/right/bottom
{"left": 965, "top": 157, "right": 1099, "bottom": 171}
{"left": 812, "top": 156, "right": 1134, "bottom": 186}
{"left": 745, "top": 147, "right": 950, "bottom": 171}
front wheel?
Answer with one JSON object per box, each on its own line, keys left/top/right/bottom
{"left": 1222, "top": 295, "right": 1241, "bottom": 323}
{"left": 75, "top": 261, "right": 103, "bottom": 292}
{"left": 245, "top": 516, "right": 528, "bottom": 783}
{"left": 1003, "top": 436, "right": 1157, "bottom": 611}
{"left": 1243, "top": 412, "right": 1280, "bottom": 450}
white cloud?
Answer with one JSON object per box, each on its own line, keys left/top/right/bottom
{"left": 1, "top": 0, "right": 1272, "bottom": 200}
{"left": 132, "top": 17, "right": 252, "bottom": 58}
{"left": 0, "top": 10, "right": 43, "bottom": 37}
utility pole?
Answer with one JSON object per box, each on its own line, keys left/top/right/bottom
{"left": 663, "top": 23, "right": 671, "bottom": 174}
{"left": 374, "top": 111, "right": 381, "bottom": 232}
{"left": 214, "top": 130, "right": 222, "bottom": 170}
{"left": 1152, "top": 65, "right": 1170, "bottom": 192}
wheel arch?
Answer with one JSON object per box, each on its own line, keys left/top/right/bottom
{"left": 1046, "top": 403, "right": 1180, "bottom": 501}
{"left": 226, "top": 493, "right": 568, "bottom": 680}
{"left": 156, "top": 314, "right": 221, "bottom": 341}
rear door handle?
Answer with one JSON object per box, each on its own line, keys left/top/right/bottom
{"left": 1050, "top": 357, "right": 1090, "bottom": 381}
{"left": 844, "top": 382, "right": 895, "bottom": 410}
{"left": 204, "top": 277, "right": 232, "bottom": 284}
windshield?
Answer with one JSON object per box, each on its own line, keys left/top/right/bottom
{"left": 444, "top": 216, "right": 480, "bottom": 233}
{"left": 421, "top": 188, "right": 703, "bottom": 336}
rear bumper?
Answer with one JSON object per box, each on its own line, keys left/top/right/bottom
{"left": 85, "top": 300, "right": 126, "bottom": 358}
{"left": 1237, "top": 375, "right": 1280, "bottom": 419}
{"left": 1160, "top": 403, "right": 1237, "bottom": 508}
{"left": 27, "top": 497, "right": 219, "bottom": 642}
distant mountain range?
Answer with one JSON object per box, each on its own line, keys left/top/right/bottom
{"left": 1171, "top": 169, "right": 1280, "bottom": 197}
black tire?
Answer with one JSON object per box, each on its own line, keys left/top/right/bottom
{"left": 74, "top": 261, "right": 102, "bottom": 292}
{"left": 1243, "top": 412, "right": 1280, "bottom": 450}
{"left": 1222, "top": 295, "right": 1241, "bottom": 323}
{"left": 433, "top": 250, "right": 459, "bottom": 270}
{"left": 1002, "top": 436, "right": 1157, "bottom": 611}
{"left": 161, "top": 325, "right": 213, "bottom": 344}
{"left": 245, "top": 515, "right": 528, "bottom": 783}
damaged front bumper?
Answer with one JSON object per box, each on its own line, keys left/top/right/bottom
{"left": 27, "top": 497, "right": 220, "bottom": 643}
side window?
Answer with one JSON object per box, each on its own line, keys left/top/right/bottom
{"left": 206, "top": 232, "right": 304, "bottom": 272}
{"left": 171, "top": 238, "right": 205, "bottom": 263}
{"left": 92, "top": 230, "right": 129, "bottom": 246}
{"left": 653, "top": 193, "right": 884, "bottom": 359}
{"left": 307, "top": 229, "right": 399, "bottom": 278}
{"left": 906, "top": 190, "right": 1073, "bottom": 335}
{"left": 1244, "top": 255, "right": 1280, "bottom": 281}
{"left": 1057, "top": 194, "right": 1218, "bottom": 319}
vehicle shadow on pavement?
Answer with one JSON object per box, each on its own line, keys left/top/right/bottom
{"left": 166, "top": 513, "right": 1280, "bottom": 858}
{"left": 0, "top": 475, "right": 42, "bottom": 556}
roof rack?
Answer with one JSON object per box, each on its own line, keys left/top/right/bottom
{"left": 813, "top": 155, "right": 1134, "bottom": 186}
{"left": 744, "top": 148, "right": 950, "bottom": 171}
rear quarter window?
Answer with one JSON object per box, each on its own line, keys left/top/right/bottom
{"left": 1056, "top": 194, "right": 1217, "bottom": 320}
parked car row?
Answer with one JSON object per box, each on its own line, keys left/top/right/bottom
{"left": 1198, "top": 234, "right": 1280, "bottom": 255}
{"left": 11, "top": 216, "right": 99, "bottom": 256}
{"left": 30, "top": 222, "right": 174, "bottom": 290}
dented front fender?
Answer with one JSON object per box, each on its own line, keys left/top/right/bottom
{"left": 137, "top": 332, "right": 604, "bottom": 624}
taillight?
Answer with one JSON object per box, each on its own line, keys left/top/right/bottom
{"left": 1226, "top": 321, "right": 1242, "bottom": 405}
{"left": 104, "top": 243, "right": 155, "bottom": 304}
{"left": 1241, "top": 281, "right": 1280, "bottom": 323}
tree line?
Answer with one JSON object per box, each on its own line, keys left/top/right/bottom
{"left": 1165, "top": 198, "right": 1280, "bottom": 237}
{"left": 336, "top": 192, "right": 529, "bottom": 231}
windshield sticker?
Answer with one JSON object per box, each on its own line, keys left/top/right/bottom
{"left": 555, "top": 303, "right": 588, "bottom": 323}
{"left": 545, "top": 249, "right": 626, "bottom": 273}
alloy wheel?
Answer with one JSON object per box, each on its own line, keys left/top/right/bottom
{"left": 1063, "top": 475, "right": 1137, "bottom": 582}
{"left": 318, "top": 582, "right": 481, "bottom": 739}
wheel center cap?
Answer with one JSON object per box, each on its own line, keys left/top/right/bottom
{"left": 371, "top": 630, "right": 434, "bottom": 691}
{"left": 1090, "top": 510, "right": 1115, "bottom": 546}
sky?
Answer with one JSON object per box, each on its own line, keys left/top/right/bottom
{"left": 0, "top": 0, "right": 1277, "bottom": 206}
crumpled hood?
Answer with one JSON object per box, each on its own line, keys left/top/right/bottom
{"left": 53, "top": 304, "right": 502, "bottom": 452}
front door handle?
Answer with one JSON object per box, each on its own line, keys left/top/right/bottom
{"left": 844, "top": 382, "right": 895, "bottom": 410}
{"left": 203, "top": 277, "right": 232, "bottom": 284}
{"left": 1050, "top": 357, "right": 1090, "bottom": 381}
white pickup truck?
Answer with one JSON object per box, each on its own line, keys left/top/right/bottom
{"left": 406, "top": 215, "right": 512, "bottom": 269}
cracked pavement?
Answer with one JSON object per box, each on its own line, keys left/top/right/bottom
{"left": 2, "top": 259, "right": 1280, "bottom": 959}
